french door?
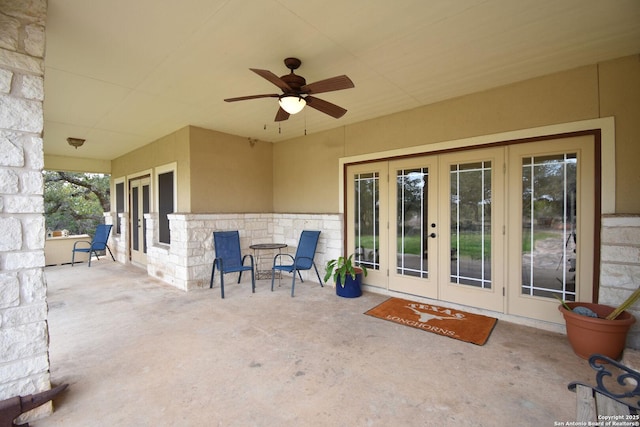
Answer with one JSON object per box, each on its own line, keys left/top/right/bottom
{"left": 347, "top": 163, "right": 389, "bottom": 288}
{"left": 130, "top": 176, "right": 150, "bottom": 265}
{"left": 436, "top": 149, "right": 505, "bottom": 312}
{"left": 346, "top": 136, "right": 595, "bottom": 323}
{"left": 506, "top": 136, "right": 595, "bottom": 321}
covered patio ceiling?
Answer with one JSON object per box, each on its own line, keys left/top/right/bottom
{"left": 44, "top": 0, "right": 640, "bottom": 161}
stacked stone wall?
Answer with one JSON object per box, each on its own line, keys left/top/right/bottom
{"left": 0, "top": 0, "right": 52, "bottom": 422}
{"left": 142, "top": 213, "right": 342, "bottom": 291}
{"left": 599, "top": 215, "right": 640, "bottom": 349}
{"left": 103, "top": 212, "right": 128, "bottom": 264}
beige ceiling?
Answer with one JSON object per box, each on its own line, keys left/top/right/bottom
{"left": 43, "top": 0, "right": 640, "bottom": 161}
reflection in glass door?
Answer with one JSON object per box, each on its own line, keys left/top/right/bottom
{"left": 347, "top": 163, "right": 388, "bottom": 288}
{"left": 449, "top": 161, "right": 492, "bottom": 289}
{"left": 388, "top": 158, "right": 438, "bottom": 298}
{"left": 439, "top": 149, "right": 504, "bottom": 312}
{"left": 354, "top": 172, "right": 380, "bottom": 271}
{"left": 396, "top": 167, "right": 429, "bottom": 278}
{"left": 521, "top": 153, "right": 577, "bottom": 301}
{"left": 507, "top": 136, "right": 594, "bottom": 322}
{"left": 130, "top": 176, "right": 150, "bottom": 265}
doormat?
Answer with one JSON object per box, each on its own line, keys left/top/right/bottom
{"left": 364, "top": 297, "right": 497, "bottom": 346}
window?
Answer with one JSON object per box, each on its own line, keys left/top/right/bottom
{"left": 156, "top": 164, "right": 176, "bottom": 245}
{"left": 115, "top": 180, "right": 125, "bottom": 235}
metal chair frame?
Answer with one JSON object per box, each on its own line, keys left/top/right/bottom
{"left": 71, "top": 224, "right": 115, "bottom": 267}
{"left": 271, "top": 230, "right": 323, "bottom": 297}
{"left": 210, "top": 231, "right": 255, "bottom": 299}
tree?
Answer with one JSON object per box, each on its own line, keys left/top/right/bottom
{"left": 44, "top": 171, "right": 110, "bottom": 235}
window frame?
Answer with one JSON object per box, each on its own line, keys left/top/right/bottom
{"left": 155, "top": 162, "right": 177, "bottom": 245}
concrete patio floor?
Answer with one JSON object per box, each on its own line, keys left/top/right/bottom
{"left": 32, "top": 259, "right": 640, "bottom": 426}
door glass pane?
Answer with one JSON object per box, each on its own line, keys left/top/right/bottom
{"left": 354, "top": 172, "right": 380, "bottom": 270}
{"left": 115, "top": 182, "right": 124, "bottom": 235}
{"left": 132, "top": 186, "right": 139, "bottom": 251}
{"left": 158, "top": 171, "right": 174, "bottom": 244}
{"left": 521, "top": 153, "right": 577, "bottom": 301}
{"left": 450, "top": 161, "right": 492, "bottom": 288}
{"left": 396, "top": 168, "right": 428, "bottom": 278}
{"left": 143, "top": 184, "right": 150, "bottom": 253}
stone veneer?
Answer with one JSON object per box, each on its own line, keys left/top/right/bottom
{"left": 599, "top": 215, "right": 640, "bottom": 349}
{"left": 106, "top": 213, "right": 342, "bottom": 292}
{"left": 0, "top": 0, "right": 51, "bottom": 423}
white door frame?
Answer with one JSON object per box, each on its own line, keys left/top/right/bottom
{"left": 339, "top": 118, "right": 614, "bottom": 327}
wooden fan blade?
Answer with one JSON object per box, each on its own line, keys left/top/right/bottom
{"left": 301, "top": 75, "right": 354, "bottom": 95}
{"left": 224, "top": 94, "right": 279, "bottom": 102}
{"left": 305, "top": 96, "right": 347, "bottom": 119}
{"left": 250, "top": 68, "right": 292, "bottom": 92}
{"left": 274, "top": 107, "right": 290, "bottom": 122}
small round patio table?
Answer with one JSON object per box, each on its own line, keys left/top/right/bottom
{"left": 249, "top": 243, "right": 288, "bottom": 279}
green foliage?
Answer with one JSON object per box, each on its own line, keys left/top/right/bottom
{"left": 44, "top": 171, "right": 110, "bottom": 235}
{"left": 324, "top": 254, "right": 368, "bottom": 287}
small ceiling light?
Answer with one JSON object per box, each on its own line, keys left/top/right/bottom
{"left": 278, "top": 95, "right": 306, "bottom": 114}
{"left": 67, "top": 137, "right": 85, "bottom": 149}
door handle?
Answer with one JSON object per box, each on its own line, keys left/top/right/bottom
{"left": 429, "top": 233, "right": 436, "bottom": 238}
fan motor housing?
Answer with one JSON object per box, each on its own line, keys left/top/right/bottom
{"left": 280, "top": 73, "right": 306, "bottom": 92}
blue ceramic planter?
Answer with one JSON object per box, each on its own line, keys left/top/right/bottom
{"left": 336, "top": 272, "right": 363, "bottom": 298}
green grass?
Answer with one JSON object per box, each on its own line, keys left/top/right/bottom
{"left": 356, "top": 230, "right": 557, "bottom": 259}
{"left": 451, "top": 233, "right": 490, "bottom": 259}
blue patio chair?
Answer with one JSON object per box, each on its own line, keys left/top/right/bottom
{"left": 71, "top": 224, "right": 115, "bottom": 267}
{"left": 210, "top": 231, "right": 255, "bottom": 299}
{"left": 271, "top": 230, "right": 323, "bottom": 297}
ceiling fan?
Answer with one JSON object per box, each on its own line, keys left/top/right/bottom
{"left": 224, "top": 57, "right": 354, "bottom": 122}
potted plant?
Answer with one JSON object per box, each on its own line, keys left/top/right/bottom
{"left": 557, "top": 288, "right": 640, "bottom": 360}
{"left": 324, "top": 254, "right": 368, "bottom": 298}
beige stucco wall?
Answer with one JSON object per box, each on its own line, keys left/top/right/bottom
{"left": 273, "top": 54, "right": 640, "bottom": 214}
{"left": 272, "top": 127, "right": 345, "bottom": 213}
{"left": 110, "top": 125, "right": 273, "bottom": 214}
{"left": 188, "top": 126, "right": 273, "bottom": 213}
{"left": 111, "top": 126, "right": 191, "bottom": 212}
{"left": 599, "top": 55, "right": 640, "bottom": 214}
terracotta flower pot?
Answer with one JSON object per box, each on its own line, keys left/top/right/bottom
{"left": 559, "top": 302, "right": 636, "bottom": 360}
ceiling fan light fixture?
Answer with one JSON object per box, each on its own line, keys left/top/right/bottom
{"left": 278, "top": 95, "right": 306, "bottom": 114}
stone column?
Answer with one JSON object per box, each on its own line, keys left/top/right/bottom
{"left": 599, "top": 215, "right": 640, "bottom": 349}
{"left": 0, "top": 0, "right": 52, "bottom": 423}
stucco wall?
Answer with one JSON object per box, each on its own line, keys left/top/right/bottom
{"left": 111, "top": 125, "right": 274, "bottom": 214}
{"left": 272, "top": 127, "right": 345, "bottom": 213}
{"left": 599, "top": 55, "right": 640, "bottom": 214}
{"left": 189, "top": 126, "right": 273, "bottom": 213}
{"left": 272, "top": 54, "right": 640, "bottom": 214}
{"left": 111, "top": 126, "right": 191, "bottom": 213}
